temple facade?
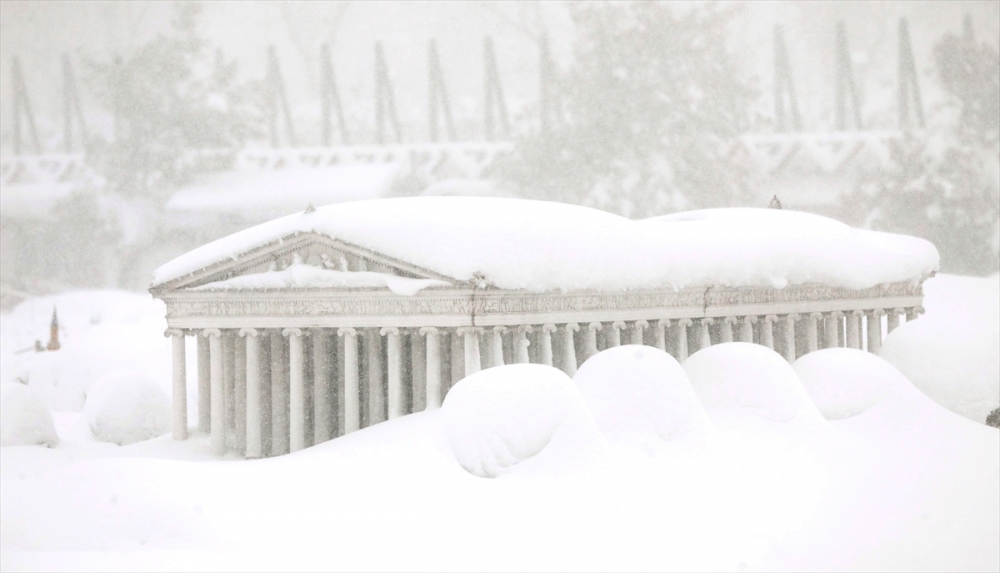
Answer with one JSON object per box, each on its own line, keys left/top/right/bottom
{"left": 150, "top": 199, "right": 933, "bottom": 457}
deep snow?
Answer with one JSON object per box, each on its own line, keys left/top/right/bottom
{"left": 1, "top": 273, "right": 997, "bottom": 571}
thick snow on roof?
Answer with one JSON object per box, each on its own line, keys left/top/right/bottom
{"left": 193, "top": 263, "right": 452, "bottom": 296}
{"left": 152, "top": 198, "right": 939, "bottom": 291}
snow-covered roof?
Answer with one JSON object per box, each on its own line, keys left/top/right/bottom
{"left": 152, "top": 198, "right": 939, "bottom": 292}
{"left": 165, "top": 164, "right": 399, "bottom": 219}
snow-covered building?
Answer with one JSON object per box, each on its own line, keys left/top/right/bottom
{"left": 149, "top": 198, "right": 938, "bottom": 457}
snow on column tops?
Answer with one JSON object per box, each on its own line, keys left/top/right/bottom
{"left": 151, "top": 197, "right": 939, "bottom": 292}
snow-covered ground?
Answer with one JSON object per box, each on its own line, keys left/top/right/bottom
{"left": 1, "top": 274, "right": 997, "bottom": 571}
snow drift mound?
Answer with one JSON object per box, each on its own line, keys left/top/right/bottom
{"left": 683, "top": 343, "right": 826, "bottom": 430}
{"left": 83, "top": 373, "right": 171, "bottom": 445}
{"left": 574, "top": 345, "right": 711, "bottom": 445}
{"left": 442, "top": 364, "right": 599, "bottom": 478}
{"left": 794, "top": 349, "right": 917, "bottom": 420}
{"left": 0, "top": 383, "right": 59, "bottom": 447}
{"left": 880, "top": 274, "right": 1000, "bottom": 424}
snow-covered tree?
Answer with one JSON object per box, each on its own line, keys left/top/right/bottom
{"left": 496, "top": 2, "right": 761, "bottom": 217}
{"left": 849, "top": 24, "right": 999, "bottom": 275}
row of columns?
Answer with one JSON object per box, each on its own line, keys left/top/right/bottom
{"left": 166, "top": 306, "right": 922, "bottom": 453}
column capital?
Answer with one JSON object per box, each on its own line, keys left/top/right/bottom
{"left": 164, "top": 328, "right": 185, "bottom": 338}
{"left": 282, "top": 327, "right": 303, "bottom": 338}
{"left": 239, "top": 327, "right": 260, "bottom": 338}
{"left": 564, "top": 322, "right": 580, "bottom": 333}
{"left": 677, "top": 318, "right": 694, "bottom": 327}
{"left": 700, "top": 317, "right": 715, "bottom": 326}
{"left": 785, "top": 313, "right": 800, "bottom": 322}
{"left": 541, "top": 323, "right": 558, "bottom": 334}
{"left": 587, "top": 321, "right": 603, "bottom": 332}
{"left": 891, "top": 307, "right": 906, "bottom": 316}
{"left": 764, "top": 314, "right": 779, "bottom": 323}
{"left": 868, "top": 308, "right": 886, "bottom": 317}
{"left": 380, "top": 326, "right": 400, "bottom": 337}
{"left": 723, "top": 316, "right": 739, "bottom": 325}
{"left": 828, "top": 310, "right": 844, "bottom": 319}
{"left": 517, "top": 324, "right": 534, "bottom": 334}
{"left": 611, "top": 320, "right": 626, "bottom": 331}
{"left": 418, "top": 326, "right": 438, "bottom": 336}
{"left": 202, "top": 328, "right": 222, "bottom": 338}
{"left": 851, "top": 309, "right": 866, "bottom": 317}
{"left": 809, "top": 312, "right": 823, "bottom": 321}
{"left": 492, "top": 325, "right": 508, "bottom": 334}
{"left": 337, "top": 327, "right": 358, "bottom": 337}
{"left": 655, "top": 319, "right": 671, "bottom": 329}
{"left": 456, "top": 326, "right": 483, "bottom": 336}
{"left": 743, "top": 315, "right": 758, "bottom": 325}
{"left": 634, "top": 319, "right": 649, "bottom": 329}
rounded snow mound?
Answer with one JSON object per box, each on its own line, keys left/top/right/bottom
{"left": 442, "top": 364, "right": 597, "bottom": 478}
{"left": 683, "top": 343, "right": 825, "bottom": 427}
{"left": 84, "top": 373, "right": 171, "bottom": 445}
{"left": 0, "top": 383, "right": 59, "bottom": 448}
{"left": 574, "top": 345, "right": 711, "bottom": 444}
{"left": 794, "top": 348, "right": 915, "bottom": 420}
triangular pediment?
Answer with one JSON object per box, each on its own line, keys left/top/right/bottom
{"left": 155, "top": 232, "right": 456, "bottom": 292}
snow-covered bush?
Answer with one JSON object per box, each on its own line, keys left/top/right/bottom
{"left": 794, "top": 349, "right": 915, "bottom": 420}
{"left": 574, "top": 345, "right": 710, "bottom": 445}
{"left": 683, "top": 342, "right": 825, "bottom": 429}
{"left": 441, "top": 364, "right": 598, "bottom": 478}
{"left": 83, "top": 373, "right": 171, "bottom": 445}
{"left": 1, "top": 383, "right": 59, "bottom": 448}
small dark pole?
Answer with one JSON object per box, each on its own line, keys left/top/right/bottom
{"left": 835, "top": 21, "right": 863, "bottom": 131}
{"left": 483, "top": 36, "right": 510, "bottom": 142}
{"left": 897, "top": 18, "right": 925, "bottom": 129}
{"left": 374, "top": 42, "right": 402, "bottom": 145}
{"left": 427, "top": 39, "right": 455, "bottom": 142}
{"left": 11, "top": 56, "right": 42, "bottom": 155}
{"left": 267, "top": 45, "right": 297, "bottom": 148}
{"left": 320, "top": 43, "right": 349, "bottom": 146}
{"left": 773, "top": 26, "right": 802, "bottom": 132}
{"left": 62, "top": 54, "right": 89, "bottom": 153}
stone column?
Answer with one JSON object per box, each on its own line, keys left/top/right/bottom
{"left": 337, "top": 328, "right": 360, "bottom": 433}
{"left": 514, "top": 325, "right": 532, "bottom": 364}
{"left": 782, "top": 314, "right": 799, "bottom": 363}
{"left": 234, "top": 335, "right": 247, "bottom": 455}
{"left": 584, "top": 322, "right": 601, "bottom": 360}
{"left": 203, "top": 329, "right": 224, "bottom": 455}
{"left": 905, "top": 306, "right": 924, "bottom": 322}
{"left": 676, "top": 318, "right": 692, "bottom": 361}
{"left": 887, "top": 308, "right": 904, "bottom": 333}
{"left": 825, "top": 311, "right": 843, "bottom": 348}
{"left": 721, "top": 316, "right": 736, "bottom": 343}
{"left": 806, "top": 313, "right": 821, "bottom": 353}
{"left": 449, "top": 330, "right": 463, "bottom": 391}
{"left": 458, "top": 327, "right": 482, "bottom": 377}
{"left": 486, "top": 326, "right": 504, "bottom": 368}
{"left": 699, "top": 318, "right": 714, "bottom": 350}
{"left": 381, "top": 327, "right": 404, "bottom": 420}
{"left": 630, "top": 320, "right": 647, "bottom": 346}
{"left": 739, "top": 316, "right": 756, "bottom": 343}
{"left": 410, "top": 330, "right": 427, "bottom": 412}
{"left": 284, "top": 328, "right": 305, "bottom": 453}
{"left": 222, "top": 332, "right": 236, "bottom": 449}
{"left": 867, "top": 309, "right": 884, "bottom": 355}
{"left": 271, "top": 331, "right": 289, "bottom": 456}
{"left": 562, "top": 323, "right": 579, "bottom": 376}
{"left": 847, "top": 310, "right": 863, "bottom": 349}
{"left": 312, "top": 329, "right": 332, "bottom": 444}
{"left": 367, "top": 329, "right": 386, "bottom": 425}
{"left": 240, "top": 329, "right": 263, "bottom": 458}
{"left": 420, "top": 327, "right": 442, "bottom": 409}
{"left": 608, "top": 321, "right": 625, "bottom": 347}
{"left": 197, "top": 334, "right": 210, "bottom": 433}
{"left": 166, "top": 329, "right": 187, "bottom": 441}
{"left": 762, "top": 315, "right": 777, "bottom": 349}
{"left": 653, "top": 320, "right": 668, "bottom": 352}
{"left": 540, "top": 324, "right": 557, "bottom": 366}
